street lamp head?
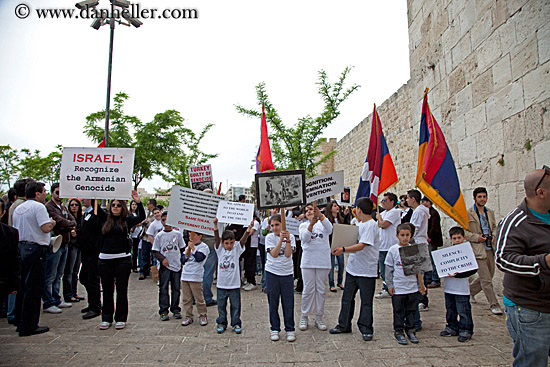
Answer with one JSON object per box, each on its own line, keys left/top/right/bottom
{"left": 122, "top": 14, "right": 142, "bottom": 28}
{"left": 90, "top": 16, "right": 106, "bottom": 29}
{"left": 110, "top": 0, "right": 130, "bottom": 8}
{"left": 75, "top": 0, "right": 99, "bottom": 10}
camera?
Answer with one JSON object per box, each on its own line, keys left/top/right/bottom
{"left": 485, "top": 235, "right": 493, "bottom": 248}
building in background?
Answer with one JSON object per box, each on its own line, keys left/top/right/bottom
{"left": 225, "top": 186, "right": 253, "bottom": 203}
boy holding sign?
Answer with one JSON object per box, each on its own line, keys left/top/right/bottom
{"left": 440, "top": 227, "right": 476, "bottom": 342}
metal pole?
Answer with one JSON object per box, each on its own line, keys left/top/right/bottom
{"left": 104, "top": 10, "right": 115, "bottom": 147}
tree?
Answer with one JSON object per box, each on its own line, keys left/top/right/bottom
{"left": 83, "top": 92, "right": 217, "bottom": 190}
{"left": 235, "top": 67, "right": 359, "bottom": 177}
{"left": 18, "top": 145, "right": 63, "bottom": 187}
{"left": 0, "top": 145, "right": 20, "bottom": 188}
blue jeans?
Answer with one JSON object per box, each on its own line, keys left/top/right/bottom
{"left": 378, "top": 251, "right": 388, "bottom": 291}
{"left": 216, "top": 288, "right": 241, "bottom": 327}
{"left": 445, "top": 293, "right": 473, "bottom": 334}
{"left": 43, "top": 246, "right": 68, "bottom": 309}
{"left": 202, "top": 248, "right": 217, "bottom": 303}
{"left": 505, "top": 305, "right": 550, "bottom": 367}
{"left": 158, "top": 267, "right": 181, "bottom": 315}
{"left": 140, "top": 240, "right": 152, "bottom": 276}
{"left": 328, "top": 253, "right": 344, "bottom": 287}
{"left": 63, "top": 245, "right": 80, "bottom": 300}
{"left": 336, "top": 272, "right": 376, "bottom": 334}
{"left": 266, "top": 271, "right": 294, "bottom": 332}
{"left": 7, "top": 293, "right": 17, "bottom": 323}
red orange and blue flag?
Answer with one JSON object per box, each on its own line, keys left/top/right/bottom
{"left": 355, "top": 105, "right": 398, "bottom": 206}
{"left": 416, "top": 88, "right": 469, "bottom": 230}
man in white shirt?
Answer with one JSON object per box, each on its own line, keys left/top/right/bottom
{"left": 12, "top": 181, "right": 55, "bottom": 337}
{"left": 375, "top": 193, "right": 401, "bottom": 299}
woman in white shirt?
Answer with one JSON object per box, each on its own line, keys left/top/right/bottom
{"left": 298, "top": 204, "right": 333, "bottom": 331}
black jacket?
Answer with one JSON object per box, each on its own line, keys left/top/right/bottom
{"left": 0, "top": 223, "right": 21, "bottom": 297}
{"left": 97, "top": 202, "right": 145, "bottom": 254}
{"left": 79, "top": 203, "right": 102, "bottom": 255}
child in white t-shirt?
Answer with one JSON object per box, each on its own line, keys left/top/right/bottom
{"left": 440, "top": 227, "right": 476, "bottom": 342}
{"left": 212, "top": 217, "right": 251, "bottom": 334}
{"left": 265, "top": 214, "right": 296, "bottom": 342}
{"left": 180, "top": 231, "right": 210, "bottom": 327}
{"left": 385, "top": 223, "right": 427, "bottom": 345}
{"left": 152, "top": 212, "right": 185, "bottom": 321}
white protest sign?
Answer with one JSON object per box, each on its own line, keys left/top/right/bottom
{"left": 305, "top": 171, "right": 344, "bottom": 202}
{"left": 188, "top": 164, "right": 213, "bottom": 191}
{"left": 216, "top": 200, "right": 254, "bottom": 226}
{"left": 166, "top": 186, "right": 224, "bottom": 236}
{"left": 285, "top": 217, "right": 301, "bottom": 235}
{"left": 432, "top": 242, "right": 479, "bottom": 278}
{"left": 59, "top": 147, "right": 135, "bottom": 199}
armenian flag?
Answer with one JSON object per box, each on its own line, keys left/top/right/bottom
{"left": 416, "top": 88, "right": 469, "bottom": 230}
{"left": 255, "top": 103, "right": 275, "bottom": 173}
{"left": 356, "top": 105, "right": 398, "bottom": 206}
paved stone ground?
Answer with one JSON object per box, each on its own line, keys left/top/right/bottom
{"left": 0, "top": 270, "right": 514, "bottom": 366}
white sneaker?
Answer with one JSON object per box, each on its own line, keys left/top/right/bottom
{"left": 286, "top": 331, "right": 296, "bottom": 342}
{"left": 419, "top": 304, "right": 429, "bottom": 312}
{"left": 99, "top": 322, "right": 111, "bottom": 330}
{"left": 44, "top": 306, "right": 62, "bottom": 314}
{"left": 115, "top": 322, "right": 126, "bottom": 329}
{"left": 299, "top": 316, "right": 308, "bottom": 331}
{"left": 243, "top": 284, "right": 257, "bottom": 291}
{"left": 58, "top": 302, "right": 72, "bottom": 308}
{"left": 375, "top": 290, "right": 391, "bottom": 299}
{"left": 270, "top": 330, "right": 280, "bottom": 341}
{"left": 491, "top": 307, "right": 503, "bottom": 315}
{"left": 315, "top": 318, "right": 327, "bottom": 331}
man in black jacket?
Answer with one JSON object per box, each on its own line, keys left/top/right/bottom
{"left": 495, "top": 166, "right": 550, "bottom": 367}
{"left": 79, "top": 199, "right": 102, "bottom": 319}
{"left": 0, "top": 198, "right": 22, "bottom": 302}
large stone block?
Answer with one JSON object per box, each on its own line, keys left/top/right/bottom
{"left": 470, "top": 161, "right": 492, "bottom": 187}
{"left": 452, "top": 34, "right": 473, "bottom": 69}
{"left": 534, "top": 139, "right": 550, "bottom": 167}
{"left": 471, "top": 7, "right": 494, "bottom": 49}
{"left": 538, "top": 21, "right": 550, "bottom": 65}
{"left": 477, "top": 31, "right": 502, "bottom": 72}
{"left": 492, "top": 54, "right": 512, "bottom": 92}
{"left": 502, "top": 111, "right": 527, "bottom": 152}
{"left": 459, "top": 1, "right": 476, "bottom": 37}
{"left": 514, "top": 0, "right": 550, "bottom": 44}
{"left": 497, "top": 19, "right": 518, "bottom": 56}
{"left": 511, "top": 35, "right": 539, "bottom": 81}
{"left": 462, "top": 52, "right": 481, "bottom": 82}
{"left": 477, "top": 125, "right": 505, "bottom": 160}
{"left": 524, "top": 99, "right": 547, "bottom": 144}
{"left": 523, "top": 60, "right": 550, "bottom": 108}
{"left": 449, "top": 66, "right": 466, "bottom": 94}
{"left": 515, "top": 149, "right": 536, "bottom": 182}
{"left": 498, "top": 182, "right": 518, "bottom": 215}
{"left": 451, "top": 114, "right": 466, "bottom": 142}
{"left": 493, "top": 0, "right": 509, "bottom": 28}
{"left": 491, "top": 151, "right": 518, "bottom": 184}
{"left": 455, "top": 84, "right": 473, "bottom": 117}
{"left": 485, "top": 79, "right": 525, "bottom": 125}
{"left": 458, "top": 135, "right": 478, "bottom": 165}
{"left": 465, "top": 102, "right": 487, "bottom": 135}
{"left": 472, "top": 68, "right": 494, "bottom": 106}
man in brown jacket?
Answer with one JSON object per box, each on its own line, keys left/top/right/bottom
{"left": 464, "top": 187, "right": 502, "bottom": 315}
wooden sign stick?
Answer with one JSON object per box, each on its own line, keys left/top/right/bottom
{"left": 94, "top": 199, "right": 98, "bottom": 215}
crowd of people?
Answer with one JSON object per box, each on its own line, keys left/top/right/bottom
{"left": 0, "top": 167, "right": 548, "bottom": 367}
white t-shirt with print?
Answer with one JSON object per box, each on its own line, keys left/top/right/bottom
{"left": 378, "top": 207, "right": 401, "bottom": 251}
{"left": 216, "top": 241, "right": 245, "bottom": 289}
{"left": 385, "top": 244, "right": 419, "bottom": 295}
{"left": 146, "top": 219, "right": 164, "bottom": 239}
{"left": 345, "top": 219, "right": 379, "bottom": 277}
{"left": 12, "top": 200, "right": 51, "bottom": 246}
{"left": 410, "top": 205, "right": 430, "bottom": 244}
{"left": 181, "top": 242, "right": 210, "bottom": 282}
{"left": 250, "top": 220, "right": 260, "bottom": 248}
{"left": 153, "top": 230, "right": 185, "bottom": 272}
{"left": 299, "top": 218, "right": 332, "bottom": 269}
{"left": 265, "top": 232, "right": 296, "bottom": 276}
{"left": 444, "top": 277, "right": 470, "bottom": 296}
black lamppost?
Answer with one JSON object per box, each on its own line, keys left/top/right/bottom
{"left": 75, "top": 0, "right": 142, "bottom": 147}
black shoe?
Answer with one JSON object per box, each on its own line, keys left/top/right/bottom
{"left": 139, "top": 275, "right": 146, "bottom": 280}
{"left": 82, "top": 311, "right": 101, "bottom": 320}
{"left": 81, "top": 307, "right": 90, "bottom": 313}
{"left": 329, "top": 326, "right": 351, "bottom": 334}
{"left": 395, "top": 333, "right": 408, "bottom": 345}
{"left": 205, "top": 300, "right": 217, "bottom": 307}
{"left": 19, "top": 326, "right": 50, "bottom": 337}
{"left": 362, "top": 333, "right": 373, "bottom": 341}
{"left": 407, "top": 332, "right": 419, "bottom": 343}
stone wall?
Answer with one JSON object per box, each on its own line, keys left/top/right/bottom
{"left": 332, "top": 0, "right": 550, "bottom": 235}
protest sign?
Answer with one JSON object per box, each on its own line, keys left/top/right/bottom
{"left": 255, "top": 170, "right": 306, "bottom": 210}
{"left": 432, "top": 242, "right": 478, "bottom": 278}
{"left": 331, "top": 223, "right": 359, "bottom": 248}
{"left": 306, "top": 171, "right": 344, "bottom": 202}
{"left": 285, "top": 217, "right": 301, "bottom": 235}
{"left": 166, "top": 186, "right": 224, "bottom": 236}
{"left": 340, "top": 186, "right": 352, "bottom": 205}
{"left": 188, "top": 164, "right": 213, "bottom": 191}
{"left": 59, "top": 147, "right": 135, "bottom": 199}
{"left": 216, "top": 200, "right": 254, "bottom": 226}
{"left": 399, "top": 243, "right": 433, "bottom": 276}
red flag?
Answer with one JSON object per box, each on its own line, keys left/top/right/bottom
{"left": 98, "top": 139, "right": 106, "bottom": 147}
{"left": 256, "top": 104, "right": 275, "bottom": 172}
{"left": 217, "top": 182, "right": 222, "bottom": 195}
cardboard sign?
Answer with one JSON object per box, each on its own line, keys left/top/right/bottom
{"left": 188, "top": 164, "right": 213, "bottom": 191}
{"left": 285, "top": 217, "right": 302, "bottom": 235}
{"left": 59, "top": 147, "right": 135, "bottom": 199}
{"left": 331, "top": 223, "right": 359, "bottom": 248}
{"left": 432, "top": 242, "right": 478, "bottom": 278}
{"left": 166, "top": 186, "right": 224, "bottom": 236}
{"left": 306, "top": 171, "right": 344, "bottom": 202}
{"left": 399, "top": 243, "right": 433, "bottom": 276}
{"left": 216, "top": 200, "right": 254, "bottom": 226}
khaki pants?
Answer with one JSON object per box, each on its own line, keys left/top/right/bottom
{"left": 181, "top": 280, "right": 207, "bottom": 318}
{"left": 469, "top": 250, "right": 499, "bottom": 308}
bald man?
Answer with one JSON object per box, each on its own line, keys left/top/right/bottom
{"left": 495, "top": 166, "right": 550, "bottom": 367}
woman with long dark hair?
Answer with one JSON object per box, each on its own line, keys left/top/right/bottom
{"left": 325, "top": 200, "right": 345, "bottom": 292}
{"left": 97, "top": 190, "right": 145, "bottom": 330}
{"left": 63, "top": 198, "right": 83, "bottom": 303}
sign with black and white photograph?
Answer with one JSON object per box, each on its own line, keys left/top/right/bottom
{"left": 59, "top": 147, "right": 135, "bottom": 199}
{"left": 188, "top": 164, "right": 213, "bottom": 191}
{"left": 399, "top": 243, "right": 433, "bottom": 276}
{"left": 305, "top": 171, "right": 344, "bottom": 203}
{"left": 432, "top": 242, "right": 478, "bottom": 278}
{"left": 340, "top": 186, "right": 352, "bottom": 204}
{"left": 255, "top": 170, "right": 306, "bottom": 210}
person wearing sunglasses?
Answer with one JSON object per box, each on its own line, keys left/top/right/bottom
{"left": 495, "top": 166, "right": 550, "bottom": 367}
{"left": 95, "top": 190, "right": 145, "bottom": 330}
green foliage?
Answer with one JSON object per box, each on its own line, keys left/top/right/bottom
{"left": 524, "top": 139, "right": 532, "bottom": 151}
{"left": 18, "top": 145, "right": 63, "bottom": 187}
{"left": 83, "top": 92, "right": 217, "bottom": 189}
{"left": 235, "top": 67, "right": 359, "bottom": 177}
{"left": 0, "top": 145, "right": 20, "bottom": 187}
